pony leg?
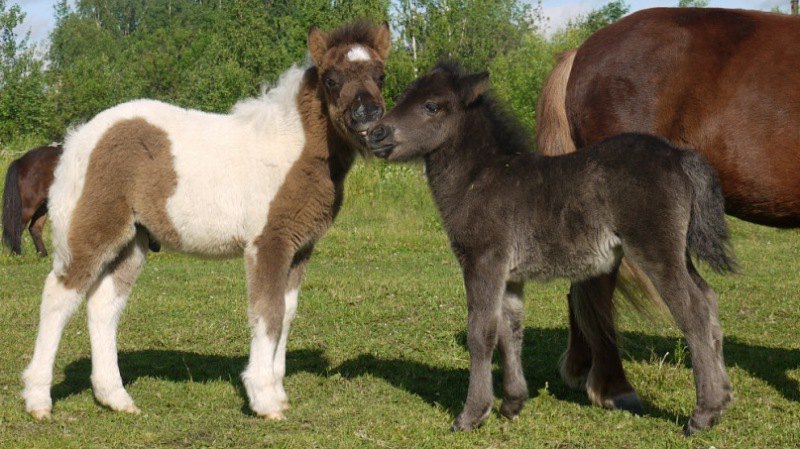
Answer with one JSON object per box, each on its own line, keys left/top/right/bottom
{"left": 28, "top": 206, "right": 48, "bottom": 257}
{"left": 634, "top": 255, "right": 731, "bottom": 434}
{"left": 452, "top": 255, "right": 507, "bottom": 431}
{"left": 569, "top": 273, "right": 643, "bottom": 415}
{"left": 272, "top": 246, "right": 312, "bottom": 412}
{"left": 22, "top": 270, "right": 83, "bottom": 419}
{"left": 497, "top": 281, "right": 528, "bottom": 420}
{"left": 87, "top": 233, "right": 148, "bottom": 413}
{"left": 242, "top": 241, "right": 293, "bottom": 420}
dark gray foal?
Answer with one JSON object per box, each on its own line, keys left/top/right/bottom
{"left": 367, "top": 62, "right": 735, "bottom": 434}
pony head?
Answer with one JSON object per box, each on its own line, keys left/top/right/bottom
{"left": 308, "top": 21, "right": 391, "bottom": 149}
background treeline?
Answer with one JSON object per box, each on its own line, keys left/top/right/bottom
{"left": 1, "top": 0, "right": 779, "bottom": 149}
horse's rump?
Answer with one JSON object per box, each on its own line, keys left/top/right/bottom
{"left": 561, "top": 7, "right": 800, "bottom": 226}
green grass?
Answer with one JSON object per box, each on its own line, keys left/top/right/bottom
{"left": 1, "top": 145, "right": 799, "bottom": 448}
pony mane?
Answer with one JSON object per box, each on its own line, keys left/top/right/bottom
{"left": 326, "top": 20, "right": 381, "bottom": 49}
{"left": 229, "top": 65, "right": 308, "bottom": 128}
{"left": 433, "top": 60, "right": 532, "bottom": 157}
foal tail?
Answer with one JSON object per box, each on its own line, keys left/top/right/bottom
{"left": 536, "top": 49, "right": 577, "bottom": 155}
{"left": 2, "top": 158, "right": 23, "bottom": 255}
{"left": 681, "top": 152, "right": 737, "bottom": 273}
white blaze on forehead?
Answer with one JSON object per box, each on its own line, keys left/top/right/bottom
{"left": 346, "top": 45, "right": 371, "bottom": 62}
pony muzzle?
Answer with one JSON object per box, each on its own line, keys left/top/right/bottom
{"left": 366, "top": 124, "right": 395, "bottom": 158}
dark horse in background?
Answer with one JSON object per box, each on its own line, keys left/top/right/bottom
{"left": 537, "top": 6, "right": 800, "bottom": 422}
{"left": 3, "top": 145, "right": 62, "bottom": 256}
{"left": 3, "top": 145, "right": 160, "bottom": 256}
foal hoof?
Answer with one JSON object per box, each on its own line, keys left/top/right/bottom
{"left": 121, "top": 404, "right": 141, "bottom": 415}
{"left": 29, "top": 408, "right": 52, "bottom": 421}
{"left": 499, "top": 398, "right": 526, "bottom": 420}
{"left": 612, "top": 392, "right": 644, "bottom": 416}
{"left": 262, "top": 411, "right": 286, "bottom": 421}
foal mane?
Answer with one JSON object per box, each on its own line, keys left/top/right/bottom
{"left": 434, "top": 61, "right": 533, "bottom": 157}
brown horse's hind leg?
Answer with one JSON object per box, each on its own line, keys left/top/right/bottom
{"left": 568, "top": 272, "right": 643, "bottom": 415}
{"left": 29, "top": 205, "right": 48, "bottom": 257}
{"left": 87, "top": 231, "right": 148, "bottom": 414}
{"left": 497, "top": 281, "right": 528, "bottom": 420}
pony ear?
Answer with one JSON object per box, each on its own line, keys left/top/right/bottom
{"left": 461, "top": 71, "right": 490, "bottom": 105}
{"left": 372, "top": 21, "right": 391, "bottom": 61}
{"left": 307, "top": 25, "right": 329, "bottom": 66}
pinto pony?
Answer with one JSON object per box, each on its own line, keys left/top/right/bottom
{"left": 3, "top": 145, "right": 62, "bottom": 256}
{"left": 22, "top": 21, "right": 391, "bottom": 421}
{"left": 367, "top": 62, "right": 735, "bottom": 434}
{"left": 537, "top": 7, "right": 800, "bottom": 424}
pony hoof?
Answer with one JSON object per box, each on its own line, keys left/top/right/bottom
{"left": 122, "top": 404, "right": 141, "bottom": 415}
{"left": 612, "top": 392, "right": 644, "bottom": 416}
{"left": 263, "top": 411, "right": 286, "bottom": 421}
{"left": 281, "top": 401, "right": 290, "bottom": 411}
{"left": 29, "top": 408, "right": 52, "bottom": 421}
{"left": 499, "top": 398, "right": 526, "bottom": 420}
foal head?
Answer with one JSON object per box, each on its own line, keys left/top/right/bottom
{"left": 366, "top": 61, "right": 489, "bottom": 160}
{"left": 308, "top": 21, "right": 391, "bottom": 149}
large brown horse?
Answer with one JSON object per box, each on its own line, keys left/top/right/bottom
{"left": 2, "top": 145, "right": 62, "bottom": 256}
{"left": 537, "top": 7, "right": 800, "bottom": 431}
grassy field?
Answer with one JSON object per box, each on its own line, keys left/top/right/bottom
{"left": 1, "top": 144, "right": 799, "bottom": 448}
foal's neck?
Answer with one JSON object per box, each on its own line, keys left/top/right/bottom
{"left": 424, "top": 105, "right": 525, "bottom": 210}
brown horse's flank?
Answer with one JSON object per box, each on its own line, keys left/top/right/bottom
{"left": 63, "top": 118, "right": 180, "bottom": 292}
{"left": 2, "top": 145, "right": 62, "bottom": 256}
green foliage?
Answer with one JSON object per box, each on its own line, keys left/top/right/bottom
{"left": 0, "top": 0, "right": 52, "bottom": 144}
{"left": 0, "top": 0, "right": 634, "bottom": 145}
{"left": 678, "top": 0, "right": 709, "bottom": 7}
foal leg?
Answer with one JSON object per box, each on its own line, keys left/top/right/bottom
{"left": 452, "top": 255, "right": 507, "bottom": 431}
{"left": 570, "top": 273, "right": 643, "bottom": 414}
{"left": 87, "top": 232, "right": 148, "bottom": 413}
{"left": 272, "top": 246, "right": 313, "bottom": 411}
{"left": 497, "top": 281, "right": 528, "bottom": 420}
{"left": 635, "top": 255, "right": 731, "bottom": 434}
{"left": 22, "top": 269, "right": 83, "bottom": 419}
{"left": 242, "top": 240, "right": 293, "bottom": 420}
{"left": 29, "top": 206, "right": 48, "bottom": 257}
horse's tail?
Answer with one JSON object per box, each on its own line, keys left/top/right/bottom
{"left": 537, "top": 49, "right": 577, "bottom": 155}
{"left": 2, "top": 158, "right": 23, "bottom": 254}
{"left": 681, "top": 151, "right": 737, "bottom": 273}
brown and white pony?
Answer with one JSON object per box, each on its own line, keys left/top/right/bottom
{"left": 22, "top": 21, "right": 390, "bottom": 421}
{"left": 3, "top": 145, "right": 62, "bottom": 256}
{"left": 537, "top": 7, "right": 800, "bottom": 427}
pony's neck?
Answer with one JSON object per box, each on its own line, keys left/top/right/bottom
{"left": 297, "top": 68, "right": 357, "bottom": 182}
{"left": 423, "top": 106, "right": 500, "bottom": 212}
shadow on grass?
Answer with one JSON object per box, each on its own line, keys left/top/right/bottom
{"left": 51, "top": 328, "right": 799, "bottom": 426}
{"left": 334, "top": 327, "right": 800, "bottom": 424}
{"left": 52, "top": 348, "right": 331, "bottom": 414}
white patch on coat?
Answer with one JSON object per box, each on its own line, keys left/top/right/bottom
{"left": 48, "top": 65, "right": 309, "bottom": 267}
{"left": 22, "top": 272, "right": 82, "bottom": 414}
{"left": 346, "top": 45, "right": 371, "bottom": 62}
{"left": 241, "top": 316, "right": 283, "bottom": 417}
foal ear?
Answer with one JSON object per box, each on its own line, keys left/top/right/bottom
{"left": 308, "top": 25, "right": 329, "bottom": 66}
{"left": 372, "top": 21, "right": 391, "bottom": 61}
{"left": 461, "top": 71, "right": 490, "bottom": 106}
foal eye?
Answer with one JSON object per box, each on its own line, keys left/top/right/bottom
{"left": 424, "top": 102, "right": 439, "bottom": 114}
{"left": 324, "top": 77, "right": 338, "bottom": 89}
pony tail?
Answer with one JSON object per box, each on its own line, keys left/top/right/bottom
{"left": 3, "top": 158, "right": 23, "bottom": 254}
{"left": 536, "top": 50, "right": 577, "bottom": 155}
{"left": 682, "top": 151, "right": 737, "bottom": 273}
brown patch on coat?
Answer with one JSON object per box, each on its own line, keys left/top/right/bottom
{"left": 62, "top": 118, "right": 180, "bottom": 292}
{"left": 247, "top": 22, "right": 391, "bottom": 336}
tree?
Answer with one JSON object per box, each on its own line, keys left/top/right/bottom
{"left": 0, "top": 0, "right": 51, "bottom": 143}
{"left": 678, "top": 0, "right": 709, "bottom": 7}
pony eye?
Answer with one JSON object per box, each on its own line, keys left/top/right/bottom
{"left": 424, "top": 102, "right": 439, "bottom": 114}
{"left": 324, "top": 77, "right": 338, "bottom": 88}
